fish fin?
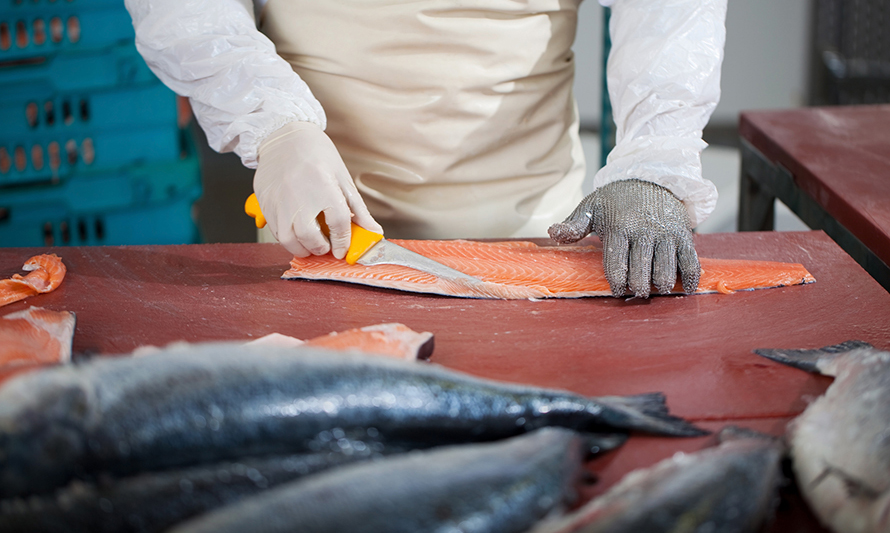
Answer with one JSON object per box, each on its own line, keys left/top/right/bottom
{"left": 600, "top": 393, "right": 710, "bottom": 437}
{"left": 580, "top": 432, "right": 628, "bottom": 457}
{"left": 716, "top": 425, "right": 778, "bottom": 444}
{"left": 753, "top": 340, "right": 873, "bottom": 375}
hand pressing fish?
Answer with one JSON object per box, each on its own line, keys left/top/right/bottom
{"left": 754, "top": 341, "right": 890, "bottom": 533}
{"left": 169, "top": 428, "right": 596, "bottom": 533}
{"left": 0, "top": 343, "right": 704, "bottom": 499}
{"left": 529, "top": 427, "right": 785, "bottom": 533}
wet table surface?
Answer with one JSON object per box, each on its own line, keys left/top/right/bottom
{"left": 3, "top": 231, "right": 889, "bottom": 532}
{"left": 740, "top": 105, "right": 890, "bottom": 268}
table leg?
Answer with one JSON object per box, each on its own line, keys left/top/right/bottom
{"left": 738, "top": 142, "right": 776, "bottom": 231}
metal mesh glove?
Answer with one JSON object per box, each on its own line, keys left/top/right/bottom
{"left": 548, "top": 179, "right": 700, "bottom": 298}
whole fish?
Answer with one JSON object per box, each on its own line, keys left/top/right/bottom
{"left": 170, "top": 428, "right": 588, "bottom": 533}
{"left": 0, "top": 450, "right": 393, "bottom": 533}
{"left": 0, "top": 343, "right": 703, "bottom": 499}
{"left": 0, "top": 433, "right": 626, "bottom": 533}
{"left": 529, "top": 426, "right": 785, "bottom": 533}
{"left": 755, "top": 341, "right": 890, "bottom": 533}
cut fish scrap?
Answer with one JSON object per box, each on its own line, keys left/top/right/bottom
{"left": 0, "top": 307, "right": 76, "bottom": 369}
{"left": 0, "top": 254, "right": 67, "bottom": 307}
{"left": 302, "top": 323, "right": 434, "bottom": 361}
{"left": 282, "top": 239, "right": 816, "bottom": 299}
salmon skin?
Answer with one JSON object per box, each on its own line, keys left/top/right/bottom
{"left": 170, "top": 428, "right": 588, "bottom": 533}
{"left": 0, "top": 307, "right": 76, "bottom": 369}
{"left": 0, "top": 343, "right": 704, "bottom": 499}
{"left": 0, "top": 254, "right": 66, "bottom": 308}
{"left": 754, "top": 341, "right": 890, "bottom": 533}
{"left": 283, "top": 240, "right": 816, "bottom": 299}
{"left": 530, "top": 427, "right": 785, "bottom": 533}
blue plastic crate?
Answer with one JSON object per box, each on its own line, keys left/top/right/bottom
{"left": 1, "top": 0, "right": 133, "bottom": 62}
{"left": 0, "top": 149, "right": 202, "bottom": 246}
{"left": 1, "top": 80, "right": 178, "bottom": 135}
{"left": 0, "top": 122, "right": 188, "bottom": 187}
{"left": 0, "top": 41, "right": 156, "bottom": 94}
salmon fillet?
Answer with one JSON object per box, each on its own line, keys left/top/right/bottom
{"left": 0, "top": 254, "right": 67, "bottom": 308}
{"left": 0, "top": 307, "right": 76, "bottom": 369}
{"left": 282, "top": 240, "right": 816, "bottom": 299}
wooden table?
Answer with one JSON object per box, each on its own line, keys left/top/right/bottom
{"left": 739, "top": 105, "right": 890, "bottom": 291}
{"left": 3, "top": 231, "right": 889, "bottom": 532}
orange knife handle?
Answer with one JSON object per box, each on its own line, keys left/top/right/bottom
{"left": 245, "top": 194, "right": 266, "bottom": 229}
{"left": 245, "top": 194, "right": 382, "bottom": 262}
{"left": 345, "top": 223, "right": 384, "bottom": 265}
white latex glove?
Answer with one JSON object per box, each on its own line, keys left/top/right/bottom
{"left": 254, "top": 121, "right": 382, "bottom": 259}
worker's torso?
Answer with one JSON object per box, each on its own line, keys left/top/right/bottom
{"left": 259, "top": 0, "right": 585, "bottom": 238}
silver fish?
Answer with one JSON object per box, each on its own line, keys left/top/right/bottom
{"left": 0, "top": 343, "right": 704, "bottom": 499}
{"left": 529, "top": 426, "right": 785, "bottom": 533}
{"left": 0, "top": 433, "right": 626, "bottom": 533}
{"left": 0, "top": 450, "right": 384, "bottom": 533}
{"left": 755, "top": 341, "right": 890, "bottom": 533}
{"left": 170, "top": 428, "right": 587, "bottom": 533}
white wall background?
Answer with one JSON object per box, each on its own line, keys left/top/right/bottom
{"left": 573, "top": 0, "right": 813, "bottom": 129}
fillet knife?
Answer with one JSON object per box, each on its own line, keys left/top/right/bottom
{"left": 245, "top": 194, "right": 485, "bottom": 284}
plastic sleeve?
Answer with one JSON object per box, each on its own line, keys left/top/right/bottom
{"left": 593, "top": 0, "right": 727, "bottom": 226}
{"left": 124, "top": 0, "right": 326, "bottom": 169}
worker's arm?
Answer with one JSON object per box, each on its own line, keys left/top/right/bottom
{"left": 124, "top": 0, "right": 380, "bottom": 258}
{"left": 550, "top": 0, "right": 727, "bottom": 298}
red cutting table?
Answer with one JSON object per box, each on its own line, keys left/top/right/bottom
{"left": 739, "top": 104, "right": 890, "bottom": 291}
{"left": 3, "top": 231, "right": 889, "bottom": 532}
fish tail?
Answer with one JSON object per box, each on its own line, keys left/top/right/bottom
{"left": 599, "top": 393, "right": 709, "bottom": 437}
{"left": 753, "top": 340, "right": 873, "bottom": 375}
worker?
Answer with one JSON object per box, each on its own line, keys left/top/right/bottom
{"left": 125, "top": 0, "right": 727, "bottom": 298}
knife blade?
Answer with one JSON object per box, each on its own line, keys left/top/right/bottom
{"left": 245, "top": 194, "right": 486, "bottom": 285}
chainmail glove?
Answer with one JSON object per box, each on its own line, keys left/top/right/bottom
{"left": 548, "top": 179, "right": 700, "bottom": 298}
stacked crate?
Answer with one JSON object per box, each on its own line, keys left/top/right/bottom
{"left": 0, "top": 0, "right": 202, "bottom": 247}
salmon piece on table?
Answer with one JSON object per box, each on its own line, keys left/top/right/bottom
{"left": 283, "top": 240, "right": 815, "bottom": 299}
{"left": 0, "top": 254, "right": 67, "bottom": 307}
{"left": 0, "top": 307, "right": 76, "bottom": 369}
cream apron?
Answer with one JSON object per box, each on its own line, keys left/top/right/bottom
{"left": 260, "top": 0, "right": 586, "bottom": 239}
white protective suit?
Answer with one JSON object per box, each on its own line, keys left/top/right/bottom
{"left": 125, "top": 0, "right": 725, "bottom": 240}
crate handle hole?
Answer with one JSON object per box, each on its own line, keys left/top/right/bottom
{"left": 78, "top": 219, "right": 88, "bottom": 242}
{"left": 48, "top": 141, "right": 60, "bottom": 170}
{"left": 65, "top": 139, "right": 77, "bottom": 165}
{"left": 49, "top": 17, "right": 62, "bottom": 43}
{"left": 43, "top": 222, "right": 54, "bottom": 246}
{"left": 66, "top": 17, "right": 79, "bottom": 43}
{"left": 95, "top": 218, "right": 105, "bottom": 241}
{"left": 33, "top": 19, "right": 46, "bottom": 46}
{"left": 0, "top": 148, "right": 10, "bottom": 174}
{"left": 14, "top": 146, "right": 27, "bottom": 172}
{"left": 15, "top": 20, "right": 27, "bottom": 49}
{"left": 31, "top": 145, "right": 44, "bottom": 171}
{"left": 44, "top": 101, "right": 54, "bottom": 126}
{"left": 62, "top": 100, "right": 73, "bottom": 125}
{"left": 1, "top": 22, "right": 11, "bottom": 51}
